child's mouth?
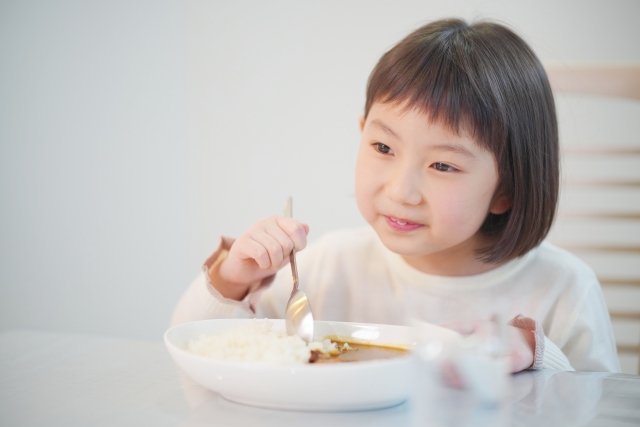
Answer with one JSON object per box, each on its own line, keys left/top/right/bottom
{"left": 385, "top": 216, "right": 423, "bottom": 232}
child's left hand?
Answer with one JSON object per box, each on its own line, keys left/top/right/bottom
{"left": 442, "top": 319, "right": 536, "bottom": 373}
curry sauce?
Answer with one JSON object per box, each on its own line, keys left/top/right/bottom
{"left": 310, "top": 339, "right": 410, "bottom": 363}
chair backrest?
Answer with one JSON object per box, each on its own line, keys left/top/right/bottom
{"left": 545, "top": 64, "right": 640, "bottom": 374}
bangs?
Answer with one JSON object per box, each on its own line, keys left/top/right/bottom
{"left": 363, "top": 19, "right": 559, "bottom": 264}
{"left": 365, "top": 19, "right": 507, "bottom": 156}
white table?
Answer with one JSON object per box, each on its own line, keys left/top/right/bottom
{"left": 1, "top": 330, "right": 639, "bottom": 427}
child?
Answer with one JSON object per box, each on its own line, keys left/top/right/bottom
{"left": 172, "top": 19, "right": 619, "bottom": 373}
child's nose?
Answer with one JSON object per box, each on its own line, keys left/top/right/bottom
{"left": 384, "top": 163, "right": 423, "bottom": 206}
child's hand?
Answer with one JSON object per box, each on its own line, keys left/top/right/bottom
{"left": 442, "top": 319, "right": 535, "bottom": 373}
{"left": 214, "top": 216, "right": 309, "bottom": 300}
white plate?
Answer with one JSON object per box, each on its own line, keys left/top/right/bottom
{"left": 164, "top": 319, "right": 416, "bottom": 411}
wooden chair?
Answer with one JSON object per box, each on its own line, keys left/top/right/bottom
{"left": 545, "top": 64, "right": 640, "bottom": 374}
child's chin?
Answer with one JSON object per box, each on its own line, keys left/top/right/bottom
{"left": 377, "top": 234, "right": 434, "bottom": 257}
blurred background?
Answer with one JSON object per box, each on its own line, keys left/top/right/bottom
{"left": 1, "top": 1, "right": 639, "bottom": 372}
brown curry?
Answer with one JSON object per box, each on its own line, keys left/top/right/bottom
{"left": 310, "top": 339, "right": 410, "bottom": 364}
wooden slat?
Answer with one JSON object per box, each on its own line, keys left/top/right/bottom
{"left": 546, "top": 64, "right": 640, "bottom": 374}
{"left": 610, "top": 312, "right": 640, "bottom": 321}
{"left": 562, "top": 148, "right": 640, "bottom": 155}
{"left": 563, "top": 181, "right": 640, "bottom": 188}
{"left": 600, "top": 279, "right": 640, "bottom": 287}
{"left": 545, "top": 64, "right": 640, "bottom": 101}
{"left": 561, "top": 245, "right": 640, "bottom": 253}
{"left": 558, "top": 213, "right": 640, "bottom": 220}
{"left": 617, "top": 344, "right": 640, "bottom": 354}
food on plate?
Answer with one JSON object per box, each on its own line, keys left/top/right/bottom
{"left": 186, "top": 319, "right": 410, "bottom": 365}
{"left": 310, "top": 339, "right": 409, "bottom": 364}
{"left": 186, "top": 319, "right": 314, "bottom": 364}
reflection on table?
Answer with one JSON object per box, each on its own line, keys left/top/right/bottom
{"left": 1, "top": 330, "right": 638, "bottom": 427}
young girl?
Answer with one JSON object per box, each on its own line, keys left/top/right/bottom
{"left": 172, "top": 19, "right": 620, "bottom": 373}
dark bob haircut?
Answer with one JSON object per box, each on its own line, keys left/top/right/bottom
{"left": 365, "top": 19, "right": 559, "bottom": 264}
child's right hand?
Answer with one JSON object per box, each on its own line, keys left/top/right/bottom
{"left": 213, "top": 216, "right": 310, "bottom": 300}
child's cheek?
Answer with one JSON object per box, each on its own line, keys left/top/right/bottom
{"left": 354, "top": 157, "right": 382, "bottom": 221}
{"left": 430, "top": 186, "right": 491, "bottom": 234}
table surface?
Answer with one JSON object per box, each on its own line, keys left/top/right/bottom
{"left": 1, "top": 330, "right": 639, "bottom": 427}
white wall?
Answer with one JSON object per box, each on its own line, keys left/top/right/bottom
{"left": 1, "top": 0, "right": 639, "bottom": 340}
{"left": 183, "top": 0, "right": 640, "bottom": 251}
{"left": 0, "top": 0, "right": 190, "bottom": 339}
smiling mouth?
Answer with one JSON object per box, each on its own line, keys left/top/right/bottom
{"left": 385, "top": 216, "right": 424, "bottom": 232}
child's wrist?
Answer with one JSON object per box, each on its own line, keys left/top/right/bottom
{"left": 508, "top": 315, "right": 542, "bottom": 370}
{"left": 209, "top": 251, "right": 251, "bottom": 300}
{"left": 509, "top": 326, "right": 535, "bottom": 371}
{"left": 521, "top": 328, "right": 536, "bottom": 369}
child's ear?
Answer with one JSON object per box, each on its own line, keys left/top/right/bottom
{"left": 358, "top": 115, "right": 365, "bottom": 132}
{"left": 490, "top": 193, "right": 511, "bottom": 215}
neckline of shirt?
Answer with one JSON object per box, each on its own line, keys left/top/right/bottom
{"left": 374, "top": 235, "right": 535, "bottom": 290}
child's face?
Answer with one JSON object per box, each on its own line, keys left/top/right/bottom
{"left": 355, "top": 102, "right": 509, "bottom": 265}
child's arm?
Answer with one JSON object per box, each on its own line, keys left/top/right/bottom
{"left": 550, "top": 281, "right": 620, "bottom": 372}
{"left": 170, "top": 216, "right": 309, "bottom": 326}
{"left": 443, "top": 279, "right": 621, "bottom": 374}
{"left": 212, "top": 216, "right": 309, "bottom": 300}
{"left": 443, "top": 319, "right": 536, "bottom": 373}
{"left": 511, "top": 281, "right": 620, "bottom": 373}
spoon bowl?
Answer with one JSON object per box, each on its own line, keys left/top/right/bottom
{"left": 285, "top": 288, "right": 314, "bottom": 342}
{"left": 283, "top": 197, "right": 314, "bottom": 342}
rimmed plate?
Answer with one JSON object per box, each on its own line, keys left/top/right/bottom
{"left": 164, "top": 319, "right": 416, "bottom": 411}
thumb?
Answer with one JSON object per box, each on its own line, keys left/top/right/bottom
{"left": 441, "top": 320, "right": 476, "bottom": 335}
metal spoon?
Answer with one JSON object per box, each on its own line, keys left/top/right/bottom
{"left": 283, "top": 197, "right": 315, "bottom": 342}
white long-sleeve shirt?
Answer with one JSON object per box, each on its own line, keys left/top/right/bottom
{"left": 171, "top": 227, "right": 620, "bottom": 373}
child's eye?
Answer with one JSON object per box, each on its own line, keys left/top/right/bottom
{"left": 373, "top": 143, "right": 393, "bottom": 155}
{"left": 432, "top": 162, "right": 456, "bottom": 172}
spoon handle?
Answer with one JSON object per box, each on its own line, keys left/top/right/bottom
{"left": 284, "top": 197, "right": 299, "bottom": 292}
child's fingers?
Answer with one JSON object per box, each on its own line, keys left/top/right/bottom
{"left": 237, "top": 237, "right": 272, "bottom": 269}
{"left": 264, "top": 221, "right": 295, "bottom": 258}
{"left": 507, "top": 326, "right": 535, "bottom": 372}
{"left": 441, "top": 360, "right": 465, "bottom": 389}
{"left": 473, "top": 321, "right": 496, "bottom": 338}
{"left": 249, "top": 232, "right": 285, "bottom": 270}
{"left": 276, "top": 217, "right": 309, "bottom": 251}
{"left": 441, "top": 320, "right": 476, "bottom": 335}
{"left": 232, "top": 216, "right": 309, "bottom": 271}
{"left": 441, "top": 320, "right": 495, "bottom": 338}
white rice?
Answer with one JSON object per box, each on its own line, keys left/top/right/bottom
{"left": 186, "top": 319, "right": 337, "bottom": 364}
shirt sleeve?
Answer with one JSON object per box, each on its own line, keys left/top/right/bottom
{"left": 508, "top": 314, "right": 574, "bottom": 371}
{"left": 169, "top": 236, "right": 275, "bottom": 327}
{"left": 512, "top": 276, "right": 620, "bottom": 373}
{"left": 557, "top": 281, "right": 621, "bottom": 372}
{"left": 541, "top": 336, "right": 575, "bottom": 371}
{"left": 509, "top": 300, "right": 619, "bottom": 372}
